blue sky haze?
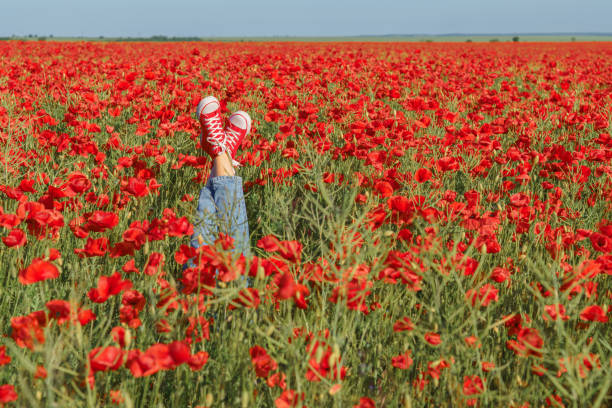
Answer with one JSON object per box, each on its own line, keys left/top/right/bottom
{"left": 2, "top": 0, "right": 611, "bottom": 37}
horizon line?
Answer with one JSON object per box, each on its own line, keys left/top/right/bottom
{"left": 3, "top": 32, "right": 612, "bottom": 39}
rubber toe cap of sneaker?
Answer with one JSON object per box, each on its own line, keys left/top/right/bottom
{"left": 197, "top": 96, "right": 220, "bottom": 116}
{"left": 229, "top": 111, "right": 252, "bottom": 134}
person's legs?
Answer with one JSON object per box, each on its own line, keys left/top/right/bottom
{"left": 189, "top": 96, "right": 251, "bottom": 279}
{"left": 188, "top": 153, "right": 249, "bottom": 278}
{"left": 203, "top": 108, "right": 251, "bottom": 257}
{"left": 210, "top": 151, "right": 236, "bottom": 178}
{"left": 209, "top": 174, "right": 250, "bottom": 257}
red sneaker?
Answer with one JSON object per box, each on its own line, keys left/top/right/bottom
{"left": 196, "top": 96, "right": 226, "bottom": 158}
{"left": 225, "top": 110, "right": 251, "bottom": 165}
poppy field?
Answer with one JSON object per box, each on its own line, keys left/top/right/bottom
{"left": 0, "top": 40, "right": 611, "bottom": 407}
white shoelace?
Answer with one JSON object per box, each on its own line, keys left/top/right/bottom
{"left": 225, "top": 126, "right": 241, "bottom": 149}
{"left": 205, "top": 114, "right": 226, "bottom": 145}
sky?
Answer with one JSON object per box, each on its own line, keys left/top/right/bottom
{"left": 2, "top": 0, "right": 611, "bottom": 38}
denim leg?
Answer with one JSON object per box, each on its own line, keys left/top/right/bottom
{"left": 209, "top": 175, "right": 250, "bottom": 257}
{"left": 187, "top": 176, "right": 250, "bottom": 287}
{"left": 190, "top": 181, "right": 218, "bottom": 249}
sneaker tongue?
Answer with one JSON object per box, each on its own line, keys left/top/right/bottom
{"left": 204, "top": 110, "right": 220, "bottom": 118}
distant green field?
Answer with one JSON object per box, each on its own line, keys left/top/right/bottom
{"left": 201, "top": 35, "right": 612, "bottom": 43}
{"left": 3, "top": 34, "right": 612, "bottom": 42}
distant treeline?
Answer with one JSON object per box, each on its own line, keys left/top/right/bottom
{"left": 0, "top": 35, "right": 204, "bottom": 42}
{"left": 2, "top": 33, "right": 612, "bottom": 43}
{"left": 113, "top": 35, "right": 203, "bottom": 42}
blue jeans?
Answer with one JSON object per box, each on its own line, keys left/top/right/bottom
{"left": 190, "top": 175, "right": 250, "bottom": 257}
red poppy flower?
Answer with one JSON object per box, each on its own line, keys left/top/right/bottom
{"left": 90, "top": 346, "right": 124, "bottom": 373}
{"left": 353, "top": 397, "right": 376, "bottom": 408}
{"left": 74, "top": 237, "right": 109, "bottom": 258}
{"left": 0, "top": 211, "right": 20, "bottom": 229}
{"left": 392, "top": 317, "right": 414, "bottom": 332}
{"left": 464, "top": 336, "right": 479, "bottom": 348}
{"left": 68, "top": 172, "right": 92, "bottom": 194}
{"left": 306, "top": 340, "right": 346, "bottom": 382}
{"left": 125, "top": 177, "right": 149, "bottom": 197}
{"left": 329, "top": 278, "right": 372, "bottom": 314}
{"left": 274, "top": 273, "right": 297, "bottom": 300}
{"left": 507, "top": 327, "right": 543, "bottom": 358}
{"left": 391, "top": 350, "right": 413, "bottom": 369}
{"left": 18, "top": 258, "right": 60, "bottom": 285}
{"left": 490, "top": 267, "right": 511, "bottom": 283}
{"left": 111, "top": 327, "right": 127, "bottom": 348}
{"left": 543, "top": 304, "right": 569, "bottom": 321}
{"left": 250, "top": 345, "right": 278, "bottom": 378}
{"left": 424, "top": 332, "right": 441, "bottom": 346}
{"left": 77, "top": 309, "right": 96, "bottom": 326}
{"left": 2, "top": 228, "right": 26, "bottom": 247}
{"left": 187, "top": 351, "right": 209, "bottom": 371}
{"left": 374, "top": 181, "right": 394, "bottom": 197}
{"left": 509, "top": 192, "right": 530, "bottom": 207}
{"left": 463, "top": 375, "right": 484, "bottom": 396}
{"left": 0, "top": 347, "right": 10, "bottom": 366}
{"left": 88, "top": 272, "right": 133, "bottom": 303}
{"left": 122, "top": 258, "right": 140, "bottom": 274}
{"left": 125, "top": 349, "right": 162, "bottom": 378}
{"left": 579, "top": 305, "right": 608, "bottom": 323}
{"left": 415, "top": 168, "right": 432, "bottom": 183}
{"left": 590, "top": 232, "right": 612, "bottom": 253}
{"left": 437, "top": 156, "right": 459, "bottom": 172}
{"left": 46, "top": 300, "right": 72, "bottom": 325}
{"left": 168, "top": 341, "right": 192, "bottom": 366}
{"left": 10, "top": 313, "right": 46, "bottom": 349}
{"left": 466, "top": 284, "right": 499, "bottom": 307}
{"left": 110, "top": 390, "right": 124, "bottom": 404}
{"left": 275, "top": 389, "right": 302, "bottom": 408}
{"left": 256, "top": 235, "right": 303, "bottom": 263}
{"left": 267, "top": 372, "right": 287, "bottom": 389}
{"left": 0, "top": 384, "right": 18, "bottom": 404}
{"left": 83, "top": 211, "right": 119, "bottom": 232}
{"left": 143, "top": 252, "right": 164, "bottom": 276}
{"left": 229, "top": 288, "right": 261, "bottom": 309}
{"left": 34, "top": 365, "right": 47, "bottom": 379}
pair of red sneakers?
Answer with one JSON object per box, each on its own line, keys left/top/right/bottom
{"left": 197, "top": 96, "right": 251, "bottom": 167}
